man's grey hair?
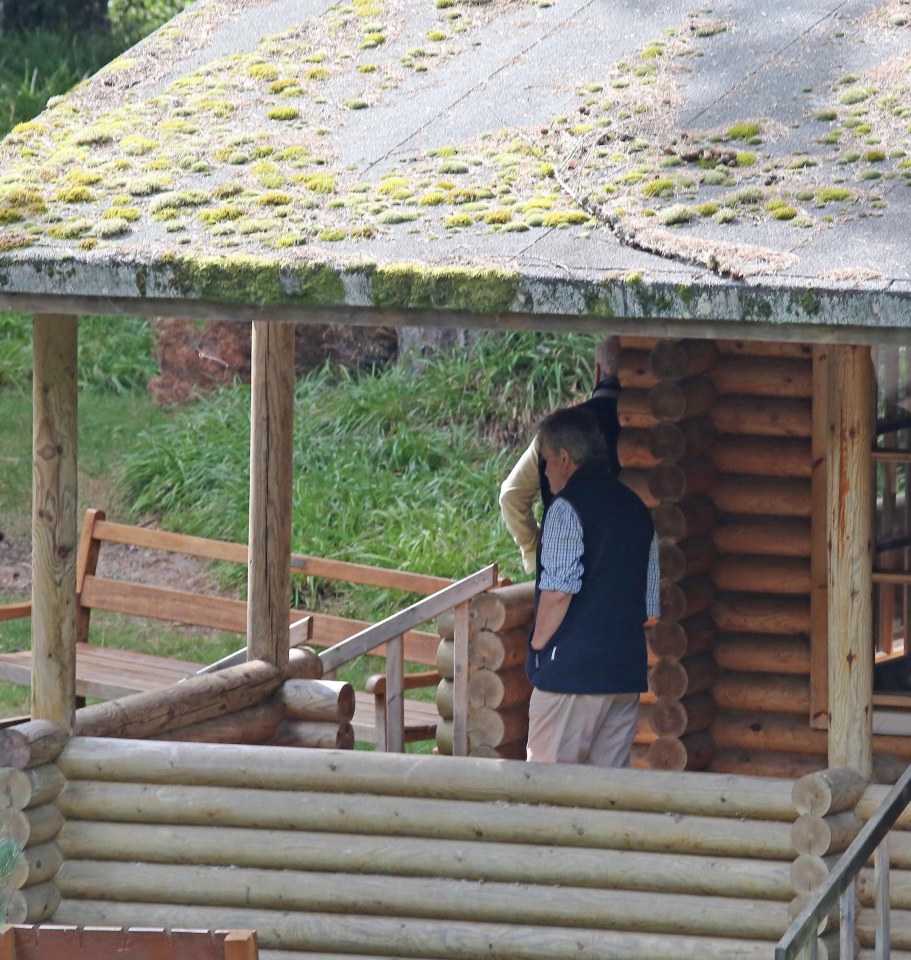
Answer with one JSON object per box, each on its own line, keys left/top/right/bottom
{"left": 537, "top": 407, "right": 607, "bottom": 467}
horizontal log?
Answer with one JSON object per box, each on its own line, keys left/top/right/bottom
{"left": 437, "top": 584, "right": 535, "bottom": 637}
{"left": 649, "top": 377, "right": 717, "bottom": 422}
{"left": 73, "top": 656, "right": 317, "bottom": 740}
{"left": 652, "top": 497, "right": 716, "bottom": 542}
{"left": 617, "top": 428, "right": 662, "bottom": 469}
{"left": 713, "top": 435, "right": 811, "bottom": 479}
{"left": 0, "top": 768, "right": 33, "bottom": 813}
{"left": 57, "top": 737, "right": 799, "bottom": 821}
{"left": 436, "top": 666, "right": 531, "bottom": 716}
{"left": 646, "top": 693, "right": 717, "bottom": 738}
{"left": 712, "top": 595, "right": 811, "bottom": 635}
{"left": 0, "top": 721, "right": 68, "bottom": 770}
{"left": 25, "top": 763, "right": 65, "bottom": 809}
{"left": 647, "top": 615, "right": 717, "bottom": 659}
{"left": 712, "top": 711, "right": 827, "bottom": 755}
{"left": 716, "top": 340, "right": 812, "bottom": 360}
{"left": 649, "top": 340, "right": 720, "bottom": 381}
{"left": 647, "top": 731, "right": 716, "bottom": 772}
{"left": 710, "top": 356, "right": 813, "bottom": 399}
{"left": 659, "top": 536, "right": 716, "bottom": 583}
{"left": 54, "top": 780, "right": 796, "bottom": 858}
{"left": 436, "top": 628, "right": 529, "bottom": 676}
{"left": 710, "top": 396, "right": 812, "bottom": 438}
{"left": 714, "top": 670, "right": 810, "bottom": 719}
{"left": 275, "top": 679, "right": 355, "bottom": 724}
{"left": 618, "top": 388, "right": 659, "bottom": 429}
{"left": 435, "top": 724, "right": 526, "bottom": 758}
{"left": 790, "top": 853, "right": 832, "bottom": 893}
{"left": 618, "top": 349, "right": 657, "bottom": 388}
{"left": 23, "top": 802, "right": 64, "bottom": 847}
{"left": 22, "top": 840, "right": 62, "bottom": 887}
{"left": 712, "top": 516, "right": 811, "bottom": 558}
{"left": 58, "top": 819, "right": 793, "bottom": 900}
{"left": 710, "top": 749, "right": 828, "bottom": 780}
{"left": 712, "top": 555, "right": 811, "bottom": 595}
{"left": 0, "top": 880, "right": 60, "bottom": 924}
{"left": 4, "top": 812, "right": 30, "bottom": 849}
{"left": 618, "top": 468, "right": 658, "bottom": 508}
{"left": 792, "top": 768, "right": 869, "bottom": 818}
{"left": 648, "top": 654, "right": 718, "bottom": 701}
{"left": 713, "top": 634, "right": 810, "bottom": 675}
{"left": 265, "top": 720, "right": 354, "bottom": 750}
{"left": 53, "top": 859, "right": 790, "bottom": 940}
{"left": 149, "top": 702, "right": 283, "bottom": 745}
{"left": 52, "top": 901, "right": 779, "bottom": 960}
{"left": 647, "top": 458, "right": 717, "bottom": 504}
{"left": 791, "top": 812, "right": 863, "bottom": 856}
{"left": 713, "top": 475, "right": 811, "bottom": 518}
{"left": 660, "top": 578, "right": 715, "bottom": 622}
{"left": 648, "top": 417, "right": 716, "bottom": 464}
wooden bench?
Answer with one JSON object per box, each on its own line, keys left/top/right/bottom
{"left": 0, "top": 508, "right": 449, "bottom": 746}
{"left": 0, "top": 924, "right": 257, "bottom": 960}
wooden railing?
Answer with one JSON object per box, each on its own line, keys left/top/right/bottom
{"left": 319, "top": 564, "right": 498, "bottom": 753}
{"left": 776, "top": 762, "right": 911, "bottom": 960}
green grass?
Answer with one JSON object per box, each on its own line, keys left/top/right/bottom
{"left": 121, "top": 330, "right": 596, "bottom": 619}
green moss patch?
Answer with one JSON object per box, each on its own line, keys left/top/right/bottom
{"left": 372, "top": 265, "right": 520, "bottom": 314}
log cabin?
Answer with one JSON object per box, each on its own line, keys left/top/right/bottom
{"left": 0, "top": 0, "right": 910, "bottom": 955}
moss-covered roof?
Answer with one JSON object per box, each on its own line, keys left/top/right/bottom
{"left": 0, "top": 0, "right": 909, "bottom": 339}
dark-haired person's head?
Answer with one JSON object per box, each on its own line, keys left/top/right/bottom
{"left": 537, "top": 407, "right": 607, "bottom": 494}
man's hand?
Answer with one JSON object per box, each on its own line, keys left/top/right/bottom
{"left": 531, "top": 589, "right": 572, "bottom": 651}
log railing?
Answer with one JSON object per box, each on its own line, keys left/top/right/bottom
{"left": 319, "top": 564, "right": 498, "bottom": 753}
{"left": 776, "top": 762, "right": 911, "bottom": 960}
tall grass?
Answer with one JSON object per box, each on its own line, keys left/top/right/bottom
{"left": 123, "top": 331, "right": 599, "bottom": 617}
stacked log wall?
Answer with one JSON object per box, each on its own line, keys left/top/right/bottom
{"left": 618, "top": 337, "right": 719, "bottom": 771}
{"left": 50, "top": 737, "right": 800, "bottom": 958}
{"left": 435, "top": 583, "right": 534, "bottom": 759}
{"left": 702, "top": 340, "right": 826, "bottom": 779}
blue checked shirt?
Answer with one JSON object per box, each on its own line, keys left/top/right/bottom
{"left": 540, "top": 498, "right": 661, "bottom": 618}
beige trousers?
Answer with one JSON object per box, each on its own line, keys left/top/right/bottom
{"left": 526, "top": 688, "right": 639, "bottom": 767}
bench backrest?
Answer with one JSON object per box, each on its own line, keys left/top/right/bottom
{"left": 75, "top": 509, "right": 443, "bottom": 664}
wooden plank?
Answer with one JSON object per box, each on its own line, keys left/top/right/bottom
{"left": 827, "top": 344, "right": 875, "bottom": 777}
{"left": 247, "top": 320, "right": 294, "bottom": 667}
{"left": 0, "top": 602, "right": 31, "bottom": 622}
{"left": 319, "top": 565, "right": 498, "bottom": 673}
{"left": 75, "top": 508, "right": 104, "bottom": 644}
{"left": 31, "top": 313, "right": 78, "bottom": 733}
{"left": 94, "top": 520, "right": 452, "bottom": 594}
{"left": 809, "top": 344, "right": 830, "bottom": 729}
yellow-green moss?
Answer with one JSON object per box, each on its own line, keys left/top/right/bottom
{"left": 418, "top": 191, "right": 446, "bottom": 206}
{"left": 54, "top": 186, "right": 95, "bottom": 203}
{"left": 248, "top": 63, "right": 281, "bottom": 81}
{"left": 257, "top": 191, "right": 294, "bottom": 206}
{"left": 445, "top": 213, "right": 473, "bottom": 227}
{"left": 318, "top": 227, "right": 347, "bottom": 241}
{"left": 483, "top": 208, "right": 512, "bottom": 224}
{"left": 269, "top": 78, "right": 299, "bottom": 93}
{"left": 817, "top": 186, "right": 853, "bottom": 204}
{"left": 372, "top": 264, "right": 520, "bottom": 314}
{"left": 641, "top": 178, "right": 675, "bottom": 198}
{"left": 102, "top": 205, "right": 141, "bottom": 221}
{"left": 541, "top": 210, "right": 589, "bottom": 226}
{"left": 199, "top": 206, "right": 245, "bottom": 223}
{"left": 120, "top": 134, "right": 158, "bottom": 155}
{"left": 267, "top": 106, "right": 300, "bottom": 121}
{"left": 306, "top": 67, "right": 330, "bottom": 80}
{"left": 302, "top": 173, "right": 336, "bottom": 193}
{"left": 726, "top": 121, "right": 762, "bottom": 141}
{"left": 361, "top": 32, "right": 386, "bottom": 48}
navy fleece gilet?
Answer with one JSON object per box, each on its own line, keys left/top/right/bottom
{"left": 527, "top": 462, "right": 654, "bottom": 695}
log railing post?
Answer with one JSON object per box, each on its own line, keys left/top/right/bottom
{"left": 385, "top": 634, "right": 405, "bottom": 753}
{"left": 247, "top": 321, "right": 295, "bottom": 668}
{"left": 826, "top": 344, "right": 875, "bottom": 778}
{"left": 31, "top": 314, "right": 78, "bottom": 733}
{"left": 452, "top": 601, "right": 470, "bottom": 757}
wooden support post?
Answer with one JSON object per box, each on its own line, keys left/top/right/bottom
{"left": 826, "top": 344, "right": 875, "bottom": 778}
{"left": 810, "top": 345, "right": 830, "bottom": 729}
{"left": 452, "top": 601, "right": 470, "bottom": 757}
{"left": 386, "top": 633, "right": 404, "bottom": 753}
{"left": 247, "top": 321, "right": 295, "bottom": 668}
{"left": 31, "top": 314, "right": 78, "bottom": 733}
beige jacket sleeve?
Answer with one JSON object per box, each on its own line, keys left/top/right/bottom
{"left": 499, "top": 436, "right": 541, "bottom": 574}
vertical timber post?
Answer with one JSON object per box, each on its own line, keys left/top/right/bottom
{"left": 827, "top": 343, "right": 875, "bottom": 777}
{"left": 247, "top": 321, "right": 294, "bottom": 668}
{"left": 31, "top": 314, "right": 78, "bottom": 731}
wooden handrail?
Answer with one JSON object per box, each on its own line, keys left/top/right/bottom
{"left": 319, "top": 564, "right": 497, "bottom": 673}
{"left": 776, "top": 762, "right": 911, "bottom": 960}
{"left": 93, "top": 519, "right": 453, "bottom": 595}
{"left": 0, "top": 602, "right": 30, "bottom": 622}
